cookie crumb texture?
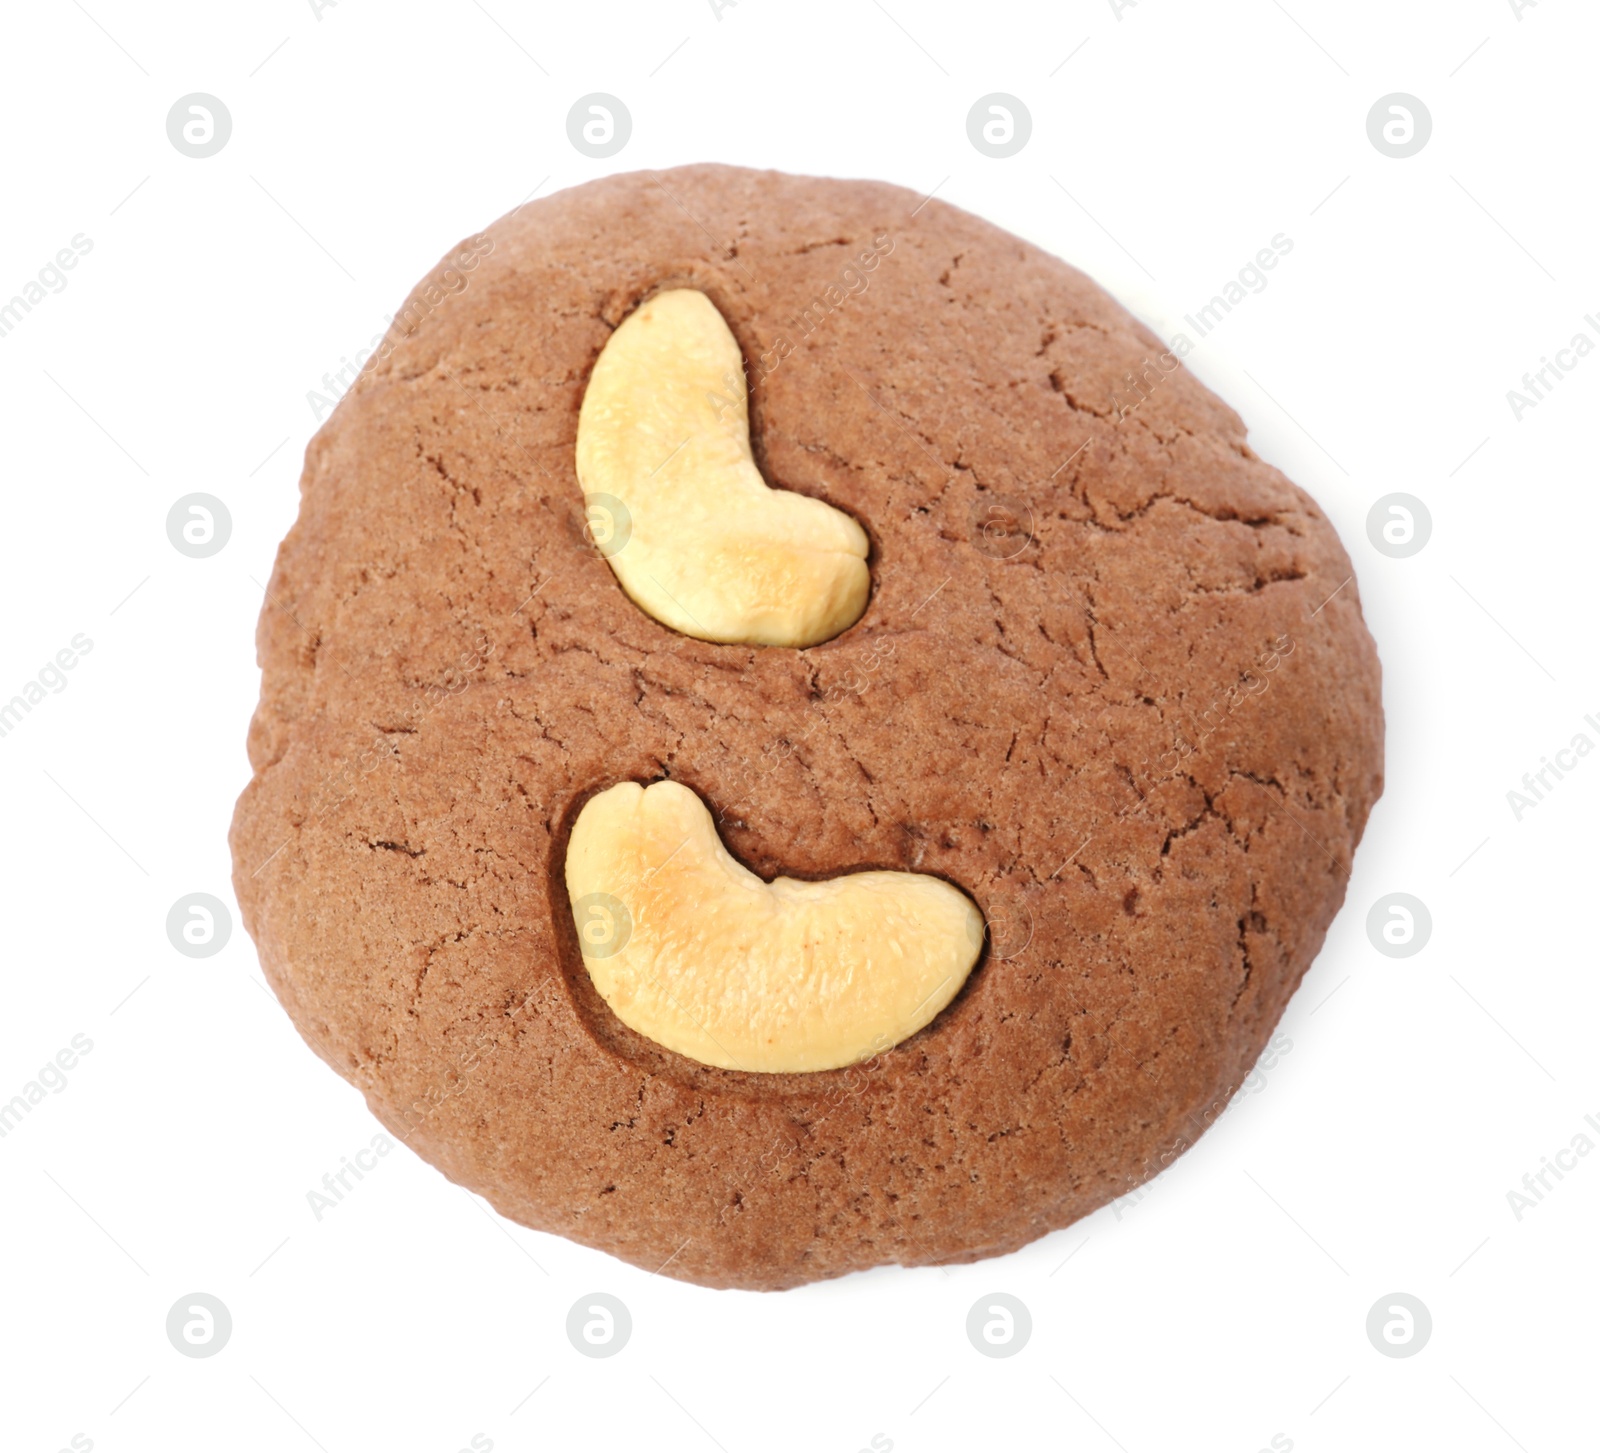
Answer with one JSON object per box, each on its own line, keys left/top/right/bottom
{"left": 230, "top": 165, "right": 1383, "bottom": 1290}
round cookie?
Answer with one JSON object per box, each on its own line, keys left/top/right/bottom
{"left": 230, "top": 164, "right": 1383, "bottom": 1291}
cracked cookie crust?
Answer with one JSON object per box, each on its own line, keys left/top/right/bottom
{"left": 229, "top": 165, "right": 1383, "bottom": 1290}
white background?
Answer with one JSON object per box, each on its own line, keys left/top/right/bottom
{"left": 1, "top": 1, "right": 1594, "bottom": 1450}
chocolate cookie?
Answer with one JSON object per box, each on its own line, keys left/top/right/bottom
{"left": 230, "top": 164, "right": 1383, "bottom": 1290}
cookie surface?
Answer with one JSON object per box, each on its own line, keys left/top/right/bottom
{"left": 230, "top": 164, "right": 1383, "bottom": 1290}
